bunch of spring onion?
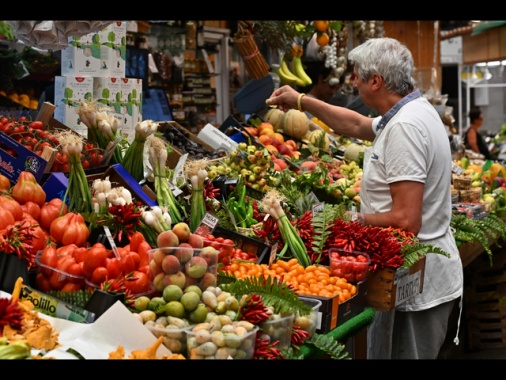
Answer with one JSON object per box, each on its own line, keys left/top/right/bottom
{"left": 141, "top": 206, "right": 172, "bottom": 233}
{"left": 121, "top": 119, "right": 159, "bottom": 182}
{"left": 76, "top": 99, "right": 126, "bottom": 165}
{"left": 260, "top": 189, "right": 311, "bottom": 267}
{"left": 147, "top": 136, "right": 185, "bottom": 225}
{"left": 55, "top": 130, "right": 93, "bottom": 214}
{"left": 185, "top": 158, "right": 209, "bottom": 233}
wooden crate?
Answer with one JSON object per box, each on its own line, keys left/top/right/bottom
{"left": 467, "top": 309, "right": 506, "bottom": 350}
{"left": 365, "top": 256, "right": 426, "bottom": 311}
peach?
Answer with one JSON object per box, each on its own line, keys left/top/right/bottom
{"left": 273, "top": 158, "right": 287, "bottom": 171}
{"left": 163, "top": 271, "right": 186, "bottom": 288}
{"left": 161, "top": 254, "right": 181, "bottom": 274}
{"left": 187, "top": 233, "right": 204, "bottom": 249}
{"left": 270, "top": 137, "right": 281, "bottom": 148}
{"left": 273, "top": 132, "right": 285, "bottom": 143}
{"left": 265, "top": 145, "right": 278, "bottom": 154}
{"left": 151, "top": 248, "right": 167, "bottom": 265}
{"left": 278, "top": 144, "right": 293, "bottom": 157}
{"left": 199, "top": 246, "right": 219, "bottom": 267}
{"left": 174, "top": 243, "right": 194, "bottom": 263}
{"left": 149, "top": 259, "right": 163, "bottom": 279}
{"left": 153, "top": 272, "right": 166, "bottom": 291}
{"left": 300, "top": 161, "right": 317, "bottom": 173}
{"left": 198, "top": 272, "right": 217, "bottom": 291}
{"left": 257, "top": 122, "right": 274, "bottom": 134}
{"left": 185, "top": 256, "right": 208, "bottom": 279}
{"left": 285, "top": 139, "right": 298, "bottom": 151}
{"left": 172, "top": 222, "right": 191, "bottom": 243}
{"left": 157, "top": 230, "right": 179, "bottom": 248}
{"left": 258, "top": 135, "right": 272, "bottom": 145}
{"left": 184, "top": 274, "right": 198, "bottom": 288}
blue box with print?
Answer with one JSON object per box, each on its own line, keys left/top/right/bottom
{"left": 41, "top": 172, "right": 69, "bottom": 206}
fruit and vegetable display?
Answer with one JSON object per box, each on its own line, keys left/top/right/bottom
{"left": 1, "top": 87, "right": 506, "bottom": 360}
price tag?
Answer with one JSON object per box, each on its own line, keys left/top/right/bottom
{"left": 201, "top": 213, "right": 219, "bottom": 230}
{"left": 168, "top": 179, "right": 183, "bottom": 197}
{"left": 103, "top": 226, "right": 120, "bottom": 259}
{"left": 268, "top": 242, "right": 278, "bottom": 266}
{"left": 452, "top": 161, "right": 464, "bottom": 175}
{"left": 173, "top": 153, "right": 188, "bottom": 185}
{"left": 394, "top": 268, "right": 422, "bottom": 305}
{"left": 312, "top": 201, "right": 325, "bottom": 215}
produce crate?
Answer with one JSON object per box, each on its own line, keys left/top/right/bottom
{"left": 211, "top": 225, "right": 271, "bottom": 264}
{"left": 102, "top": 164, "right": 157, "bottom": 207}
{"left": 301, "top": 279, "right": 368, "bottom": 334}
{"left": 365, "top": 256, "right": 426, "bottom": 311}
{"left": 0, "top": 130, "right": 56, "bottom": 183}
{"left": 157, "top": 121, "right": 217, "bottom": 169}
{"left": 467, "top": 308, "right": 506, "bottom": 350}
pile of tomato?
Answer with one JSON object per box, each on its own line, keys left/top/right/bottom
{"left": 0, "top": 115, "right": 106, "bottom": 172}
{"left": 329, "top": 250, "right": 370, "bottom": 283}
{"left": 35, "top": 232, "right": 153, "bottom": 295}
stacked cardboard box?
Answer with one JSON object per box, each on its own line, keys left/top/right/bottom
{"left": 54, "top": 21, "right": 141, "bottom": 141}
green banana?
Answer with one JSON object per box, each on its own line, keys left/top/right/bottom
{"left": 272, "top": 64, "right": 297, "bottom": 86}
{"left": 280, "top": 54, "right": 306, "bottom": 87}
{"left": 292, "top": 56, "right": 312, "bottom": 87}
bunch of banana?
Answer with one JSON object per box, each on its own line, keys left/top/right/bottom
{"left": 292, "top": 55, "right": 312, "bottom": 87}
{"left": 275, "top": 53, "right": 306, "bottom": 87}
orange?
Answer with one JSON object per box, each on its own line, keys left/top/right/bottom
{"left": 314, "top": 20, "right": 329, "bottom": 32}
{"left": 316, "top": 32, "right": 330, "bottom": 47}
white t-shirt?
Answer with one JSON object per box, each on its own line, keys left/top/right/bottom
{"left": 361, "top": 96, "right": 463, "bottom": 311}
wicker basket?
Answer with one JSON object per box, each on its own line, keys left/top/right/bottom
{"left": 233, "top": 25, "right": 270, "bottom": 79}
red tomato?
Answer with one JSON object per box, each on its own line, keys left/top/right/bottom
{"left": 66, "top": 262, "right": 84, "bottom": 282}
{"left": 72, "top": 247, "right": 88, "bottom": 263}
{"left": 123, "top": 270, "right": 151, "bottom": 295}
{"left": 90, "top": 266, "right": 109, "bottom": 285}
{"left": 83, "top": 243, "right": 109, "bottom": 278}
{"left": 128, "top": 251, "right": 140, "bottom": 269}
{"left": 129, "top": 231, "right": 145, "bottom": 253}
{"left": 49, "top": 270, "right": 68, "bottom": 290}
{"left": 40, "top": 198, "right": 68, "bottom": 231}
{"left": 38, "top": 245, "right": 58, "bottom": 277}
{"left": 105, "top": 258, "right": 121, "bottom": 280}
{"left": 35, "top": 272, "right": 52, "bottom": 293}
{"left": 137, "top": 240, "right": 151, "bottom": 267}
{"left": 21, "top": 201, "right": 41, "bottom": 220}
{"left": 331, "top": 268, "right": 343, "bottom": 278}
{"left": 137, "top": 264, "right": 150, "bottom": 278}
{"left": 28, "top": 120, "right": 44, "bottom": 130}
{"left": 60, "top": 282, "right": 82, "bottom": 292}
{"left": 119, "top": 254, "right": 136, "bottom": 275}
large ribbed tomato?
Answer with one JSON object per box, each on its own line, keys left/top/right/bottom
{"left": 49, "top": 212, "right": 89, "bottom": 247}
{"left": 11, "top": 171, "right": 46, "bottom": 206}
{"left": 40, "top": 198, "right": 68, "bottom": 231}
{"left": 0, "top": 195, "right": 24, "bottom": 221}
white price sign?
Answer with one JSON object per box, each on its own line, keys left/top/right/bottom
{"left": 394, "top": 269, "right": 422, "bottom": 305}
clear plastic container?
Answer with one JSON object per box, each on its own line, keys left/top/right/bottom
{"left": 259, "top": 313, "right": 294, "bottom": 350}
{"left": 147, "top": 246, "right": 218, "bottom": 292}
{"left": 296, "top": 297, "right": 322, "bottom": 337}
{"left": 186, "top": 323, "right": 258, "bottom": 359}
{"left": 329, "top": 248, "right": 370, "bottom": 283}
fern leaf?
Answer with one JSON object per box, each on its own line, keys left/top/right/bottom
{"left": 304, "top": 333, "right": 351, "bottom": 359}
{"left": 225, "top": 275, "right": 312, "bottom": 316}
